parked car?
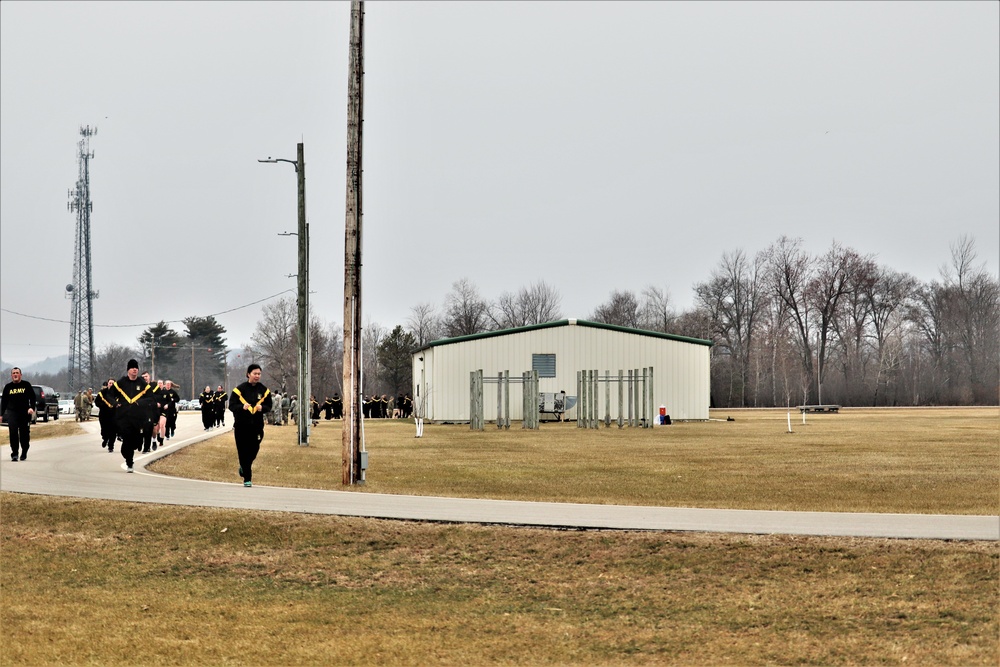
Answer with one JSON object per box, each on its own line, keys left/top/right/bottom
{"left": 59, "top": 399, "right": 74, "bottom": 415}
{"left": 31, "top": 385, "right": 60, "bottom": 423}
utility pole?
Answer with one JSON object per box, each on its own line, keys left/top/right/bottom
{"left": 296, "top": 142, "right": 310, "bottom": 447}
{"left": 259, "top": 144, "right": 310, "bottom": 446}
{"left": 342, "top": 0, "right": 365, "bottom": 485}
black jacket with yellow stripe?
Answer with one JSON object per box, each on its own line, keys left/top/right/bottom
{"left": 112, "top": 375, "right": 152, "bottom": 431}
{"left": 229, "top": 381, "right": 272, "bottom": 431}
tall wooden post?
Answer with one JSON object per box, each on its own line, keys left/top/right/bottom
{"left": 342, "top": 0, "right": 365, "bottom": 485}
{"left": 296, "top": 142, "right": 310, "bottom": 446}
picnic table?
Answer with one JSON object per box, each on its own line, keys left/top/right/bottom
{"left": 797, "top": 405, "right": 841, "bottom": 413}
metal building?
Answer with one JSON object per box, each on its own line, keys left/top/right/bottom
{"left": 412, "top": 319, "right": 712, "bottom": 423}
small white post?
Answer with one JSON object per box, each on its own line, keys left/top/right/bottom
{"left": 787, "top": 410, "right": 793, "bottom": 433}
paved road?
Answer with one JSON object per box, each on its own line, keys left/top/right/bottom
{"left": 3, "top": 413, "right": 997, "bottom": 541}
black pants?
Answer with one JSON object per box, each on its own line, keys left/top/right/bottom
{"left": 233, "top": 423, "right": 263, "bottom": 483}
{"left": 202, "top": 409, "right": 213, "bottom": 429}
{"left": 142, "top": 420, "right": 155, "bottom": 451}
{"left": 5, "top": 413, "right": 30, "bottom": 458}
{"left": 165, "top": 411, "right": 177, "bottom": 437}
{"left": 118, "top": 424, "right": 142, "bottom": 467}
{"left": 99, "top": 411, "right": 117, "bottom": 447}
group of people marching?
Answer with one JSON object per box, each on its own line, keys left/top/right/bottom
{"left": 5, "top": 361, "right": 417, "bottom": 489}
{"left": 298, "top": 393, "right": 414, "bottom": 421}
{"left": 92, "top": 367, "right": 182, "bottom": 458}
{"left": 198, "top": 385, "right": 229, "bottom": 430}
{"left": 363, "top": 393, "right": 413, "bottom": 419}
{"left": 96, "top": 360, "right": 271, "bottom": 486}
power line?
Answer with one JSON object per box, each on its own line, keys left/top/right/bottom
{"left": 1, "top": 289, "right": 294, "bottom": 329}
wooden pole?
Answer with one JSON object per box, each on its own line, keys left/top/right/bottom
{"left": 342, "top": 0, "right": 364, "bottom": 485}
{"left": 296, "top": 142, "right": 309, "bottom": 446}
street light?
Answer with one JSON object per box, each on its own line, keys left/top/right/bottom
{"left": 259, "top": 143, "right": 310, "bottom": 446}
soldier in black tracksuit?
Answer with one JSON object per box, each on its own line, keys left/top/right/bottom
{"left": 229, "top": 364, "right": 272, "bottom": 487}
{"left": 214, "top": 386, "right": 228, "bottom": 427}
{"left": 1, "top": 367, "right": 37, "bottom": 461}
{"left": 199, "top": 386, "right": 215, "bottom": 430}
{"left": 140, "top": 374, "right": 162, "bottom": 453}
{"left": 95, "top": 378, "right": 118, "bottom": 451}
{"left": 160, "top": 381, "right": 180, "bottom": 440}
{"left": 113, "top": 359, "right": 152, "bottom": 472}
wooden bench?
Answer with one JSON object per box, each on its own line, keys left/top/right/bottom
{"left": 797, "top": 405, "right": 841, "bottom": 413}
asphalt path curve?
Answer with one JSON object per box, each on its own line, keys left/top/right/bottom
{"left": 2, "top": 413, "right": 997, "bottom": 541}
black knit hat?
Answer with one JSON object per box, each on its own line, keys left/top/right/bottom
{"left": 127, "top": 359, "right": 139, "bottom": 370}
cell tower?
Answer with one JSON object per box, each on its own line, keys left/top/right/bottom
{"left": 66, "top": 125, "right": 99, "bottom": 391}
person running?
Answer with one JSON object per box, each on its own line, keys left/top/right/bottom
{"left": 229, "top": 364, "right": 272, "bottom": 488}
{"left": 214, "top": 385, "right": 228, "bottom": 428}
{"left": 160, "top": 381, "right": 180, "bottom": 441}
{"left": 140, "top": 374, "right": 161, "bottom": 453}
{"left": 1, "top": 367, "right": 36, "bottom": 461}
{"left": 112, "top": 359, "right": 152, "bottom": 473}
{"left": 199, "top": 385, "right": 215, "bottom": 430}
{"left": 95, "top": 378, "right": 118, "bottom": 451}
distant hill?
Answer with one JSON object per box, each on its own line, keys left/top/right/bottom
{"left": 1, "top": 355, "right": 69, "bottom": 375}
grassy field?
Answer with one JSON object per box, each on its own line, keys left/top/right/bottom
{"left": 151, "top": 407, "right": 999, "bottom": 515}
{"left": 2, "top": 494, "right": 996, "bottom": 666}
{"left": 0, "top": 418, "right": 83, "bottom": 445}
{"left": 2, "top": 407, "right": 997, "bottom": 665}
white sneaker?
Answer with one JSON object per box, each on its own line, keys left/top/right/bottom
{"left": 126, "top": 465, "right": 134, "bottom": 473}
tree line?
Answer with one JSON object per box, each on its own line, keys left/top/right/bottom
{"left": 16, "top": 235, "right": 997, "bottom": 409}
{"left": 403, "top": 235, "right": 998, "bottom": 408}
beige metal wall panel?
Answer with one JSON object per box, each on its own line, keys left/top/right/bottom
{"left": 412, "top": 321, "right": 711, "bottom": 422}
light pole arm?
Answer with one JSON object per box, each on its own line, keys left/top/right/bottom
{"left": 258, "top": 157, "right": 299, "bottom": 172}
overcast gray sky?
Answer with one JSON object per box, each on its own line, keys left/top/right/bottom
{"left": 2, "top": 1, "right": 997, "bottom": 366}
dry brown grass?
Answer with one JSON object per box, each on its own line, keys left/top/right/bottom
{"left": 2, "top": 408, "right": 997, "bottom": 665}
{"left": 0, "top": 418, "right": 82, "bottom": 445}
{"left": 1, "top": 493, "right": 996, "bottom": 666}
{"left": 151, "top": 407, "right": 1000, "bottom": 514}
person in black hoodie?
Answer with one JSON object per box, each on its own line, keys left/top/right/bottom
{"left": 199, "top": 385, "right": 215, "bottom": 430}
{"left": 113, "top": 359, "right": 152, "bottom": 472}
{"left": 1, "top": 367, "right": 37, "bottom": 461}
{"left": 160, "top": 380, "right": 180, "bottom": 441}
{"left": 95, "top": 378, "right": 118, "bottom": 452}
{"left": 229, "top": 363, "right": 272, "bottom": 488}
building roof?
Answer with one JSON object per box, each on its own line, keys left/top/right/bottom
{"left": 416, "top": 319, "right": 713, "bottom": 353}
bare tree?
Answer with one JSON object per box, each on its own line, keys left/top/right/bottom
{"left": 248, "top": 297, "right": 297, "bottom": 393}
{"left": 941, "top": 236, "right": 1000, "bottom": 403}
{"left": 805, "top": 242, "right": 856, "bottom": 405}
{"left": 694, "top": 249, "right": 767, "bottom": 407}
{"left": 766, "top": 236, "right": 815, "bottom": 404}
{"left": 442, "top": 278, "right": 490, "bottom": 337}
{"left": 93, "top": 343, "right": 140, "bottom": 388}
{"left": 490, "top": 281, "right": 563, "bottom": 329}
{"left": 311, "top": 319, "right": 343, "bottom": 400}
{"left": 407, "top": 302, "right": 441, "bottom": 348}
{"left": 590, "top": 289, "right": 641, "bottom": 328}
{"left": 829, "top": 253, "right": 877, "bottom": 404}
{"left": 362, "top": 319, "right": 388, "bottom": 395}
{"left": 639, "top": 285, "right": 675, "bottom": 333}
{"left": 862, "top": 266, "right": 917, "bottom": 405}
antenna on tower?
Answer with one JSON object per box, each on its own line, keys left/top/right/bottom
{"left": 67, "top": 125, "right": 99, "bottom": 391}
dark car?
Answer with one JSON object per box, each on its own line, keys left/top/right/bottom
{"left": 31, "top": 385, "right": 60, "bottom": 423}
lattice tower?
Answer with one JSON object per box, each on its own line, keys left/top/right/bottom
{"left": 66, "top": 125, "right": 98, "bottom": 391}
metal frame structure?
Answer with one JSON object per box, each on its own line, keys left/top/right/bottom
{"left": 66, "top": 125, "right": 98, "bottom": 392}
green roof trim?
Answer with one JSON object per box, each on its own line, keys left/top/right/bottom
{"left": 417, "top": 319, "right": 713, "bottom": 352}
